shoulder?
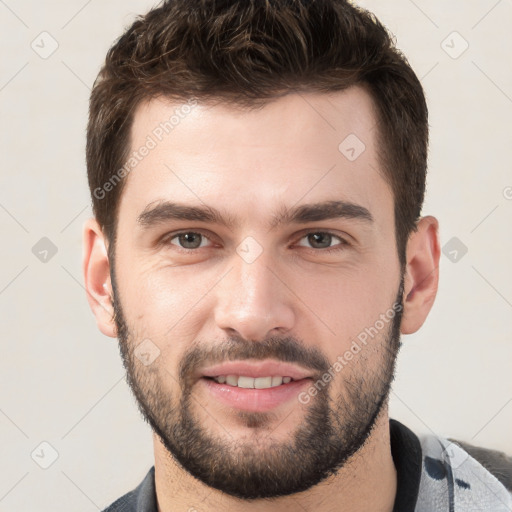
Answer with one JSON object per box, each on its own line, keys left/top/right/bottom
{"left": 102, "top": 466, "right": 156, "bottom": 512}
{"left": 415, "top": 432, "right": 512, "bottom": 511}
{"left": 448, "top": 438, "right": 512, "bottom": 492}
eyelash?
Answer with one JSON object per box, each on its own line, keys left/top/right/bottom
{"left": 161, "top": 230, "right": 350, "bottom": 254}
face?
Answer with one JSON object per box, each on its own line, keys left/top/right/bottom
{"left": 110, "top": 87, "right": 404, "bottom": 499}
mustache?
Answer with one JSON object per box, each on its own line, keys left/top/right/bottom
{"left": 179, "top": 334, "right": 331, "bottom": 389}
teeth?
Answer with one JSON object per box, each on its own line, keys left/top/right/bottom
{"left": 225, "top": 375, "right": 238, "bottom": 386}
{"left": 254, "top": 376, "right": 272, "bottom": 389}
{"left": 271, "top": 376, "right": 283, "bottom": 387}
{"left": 238, "top": 376, "right": 255, "bottom": 388}
{"left": 212, "top": 375, "right": 294, "bottom": 389}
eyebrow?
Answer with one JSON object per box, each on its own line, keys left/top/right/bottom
{"left": 136, "top": 199, "right": 374, "bottom": 231}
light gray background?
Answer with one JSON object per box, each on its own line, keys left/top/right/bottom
{"left": 1, "top": 0, "right": 511, "bottom": 510}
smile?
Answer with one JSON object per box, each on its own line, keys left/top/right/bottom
{"left": 208, "top": 375, "right": 293, "bottom": 389}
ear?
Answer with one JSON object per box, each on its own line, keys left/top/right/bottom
{"left": 82, "top": 218, "right": 117, "bottom": 338}
{"left": 401, "top": 216, "right": 440, "bottom": 334}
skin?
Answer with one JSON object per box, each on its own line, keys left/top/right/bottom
{"left": 83, "top": 86, "right": 440, "bottom": 511}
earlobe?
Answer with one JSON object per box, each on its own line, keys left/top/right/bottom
{"left": 400, "top": 216, "right": 440, "bottom": 335}
{"left": 82, "top": 218, "right": 117, "bottom": 338}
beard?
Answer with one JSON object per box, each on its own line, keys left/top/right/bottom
{"left": 110, "top": 263, "right": 404, "bottom": 500}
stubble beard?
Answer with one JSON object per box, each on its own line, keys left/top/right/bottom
{"left": 110, "top": 264, "right": 404, "bottom": 499}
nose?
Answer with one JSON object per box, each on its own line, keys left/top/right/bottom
{"left": 213, "top": 248, "right": 296, "bottom": 342}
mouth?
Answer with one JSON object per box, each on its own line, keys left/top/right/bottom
{"left": 204, "top": 374, "right": 295, "bottom": 388}
{"left": 198, "top": 360, "right": 313, "bottom": 412}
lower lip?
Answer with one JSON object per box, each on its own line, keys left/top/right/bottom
{"left": 201, "top": 378, "right": 311, "bottom": 412}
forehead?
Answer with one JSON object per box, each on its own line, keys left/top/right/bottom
{"left": 119, "top": 87, "right": 392, "bottom": 230}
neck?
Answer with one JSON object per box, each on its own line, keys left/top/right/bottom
{"left": 153, "top": 406, "right": 397, "bottom": 512}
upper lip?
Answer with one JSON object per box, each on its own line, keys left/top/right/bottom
{"left": 200, "top": 359, "right": 313, "bottom": 381}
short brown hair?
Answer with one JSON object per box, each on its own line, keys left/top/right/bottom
{"left": 87, "top": 0, "right": 428, "bottom": 265}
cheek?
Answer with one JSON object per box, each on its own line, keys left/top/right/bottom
{"left": 299, "top": 263, "right": 398, "bottom": 350}
{"left": 131, "top": 356, "right": 182, "bottom": 406}
{"left": 119, "top": 257, "right": 197, "bottom": 316}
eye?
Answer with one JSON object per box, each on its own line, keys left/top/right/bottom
{"left": 165, "top": 231, "right": 213, "bottom": 250}
{"left": 296, "top": 231, "right": 348, "bottom": 252}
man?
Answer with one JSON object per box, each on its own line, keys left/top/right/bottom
{"left": 82, "top": 1, "right": 512, "bottom": 510}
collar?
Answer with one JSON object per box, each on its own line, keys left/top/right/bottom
{"left": 103, "top": 418, "right": 423, "bottom": 511}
